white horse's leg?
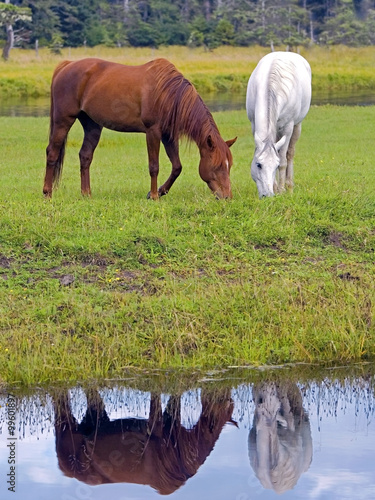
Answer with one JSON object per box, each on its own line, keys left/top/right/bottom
{"left": 273, "top": 173, "right": 280, "bottom": 194}
{"left": 277, "top": 140, "right": 290, "bottom": 193}
{"left": 278, "top": 165, "right": 286, "bottom": 193}
{"left": 286, "top": 124, "right": 301, "bottom": 191}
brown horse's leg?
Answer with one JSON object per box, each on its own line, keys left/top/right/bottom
{"left": 158, "top": 138, "right": 182, "bottom": 196}
{"left": 43, "top": 118, "right": 75, "bottom": 198}
{"left": 145, "top": 128, "right": 161, "bottom": 200}
{"left": 78, "top": 113, "right": 103, "bottom": 196}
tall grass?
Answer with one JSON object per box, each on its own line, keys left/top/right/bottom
{"left": 1, "top": 45, "right": 375, "bottom": 97}
{"left": 0, "top": 105, "right": 375, "bottom": 386}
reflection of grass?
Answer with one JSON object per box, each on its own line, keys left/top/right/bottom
{"left": 2, "top": 45, "right": 375, "bottom": 97}
{"left": 3, "top": 367, "right": 375, "bottom": 437}
{"left": 0, "top": 106, "right": 375, "bottom": 385}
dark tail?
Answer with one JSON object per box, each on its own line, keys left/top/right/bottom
{"left": 51, "top": 132, "right": 66, "bottom": 188}
{"left": 49, "top": 60, "right": 72, "bottom": 187}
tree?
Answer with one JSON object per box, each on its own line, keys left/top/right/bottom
{"left": 214, "top": 18, "right": 235, "bottom": 45}
{"left": 148, "top": 0, "right": 191, "bottom": 45}
{"left": 20, "top": 0, "right": 61, "bottom": 47}
{"left": 48, "top": 0, "right": 103, "bottom": 47}
{"left": 2, "top": 0, "right": 375, "bottom": 51}
{"left": 319, "top": 2, "right": 370, "bottom": 45}
{"left": 0, "top": 0, "right": 31, "bottom": 59}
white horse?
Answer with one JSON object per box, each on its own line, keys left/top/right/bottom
{"left": 246, "top": 52, "right": 311, "bottom": 198}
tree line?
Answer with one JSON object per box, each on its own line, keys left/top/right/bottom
{"left": 2, "top": 0, "right": 375, "bottom": 55}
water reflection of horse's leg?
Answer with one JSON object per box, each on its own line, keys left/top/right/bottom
{"left": 79, "top": 389, "right": 109, "bottom": 435}
{"left": 53, "top": 391, "right": 85, "bottom": 474}
{"left": 286, "top": 123, "right": 301, "bottom": 192}
{"left": 163, "top": 395, "right": 181, "bottom": 445}
{"left": 158, "top": 137, "right": 182, "bottom": 196}
{"left": 148, "top": 394, "right": 163, "bottom": 438}
{"left": 54, "top": 391, "right": 77, "bottom": 429}
{"left": 43, "top": 117, "right": 76, "bottom": 198}
{"left": 146, "top": 128, "right": 161, "bottom": 200}
{"left": 78, "top": 113, "right": 103, "bottom": 197}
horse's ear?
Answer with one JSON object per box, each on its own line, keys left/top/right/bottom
{"left": 207, "top": 135, "right": 215, "bottom": 151}
{"left": 226, "top": 137, "right": 237, "bottom": 148}
{"left": 275, "top": 135, "right": 287, "bottom": 151}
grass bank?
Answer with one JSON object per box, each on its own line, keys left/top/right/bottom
{"left": 0, "top": 106, "right": 375, "bottom": 386}
{"left": 1, "top": 45, "right": 375, "bottom": 97}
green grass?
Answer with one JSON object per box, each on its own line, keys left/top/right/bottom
{"left": 1, "top": 106, "right": 375, "bottom": 386}
{"left": 2, "top": 45, "right": 375, "bottom": 97}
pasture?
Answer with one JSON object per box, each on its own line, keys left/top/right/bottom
{"left": 1, "top": 45, "right": 375, "bottom": 98}
{"left": 0, "top": 105, "right": 375, "bottom": 386}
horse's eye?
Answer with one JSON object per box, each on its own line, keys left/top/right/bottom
{"left": 256, "top": 162, "right": 262, "bottom": 169}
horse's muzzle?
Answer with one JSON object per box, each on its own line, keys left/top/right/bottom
{"left": 215, "top": 190, "right": 232, "bottom": 200}
{"left": 259, "top": 192, "right": 275, "bottom": 199}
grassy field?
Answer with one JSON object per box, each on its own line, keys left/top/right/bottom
{"left": 1, "top": 45, "right": 375, "bottom": 97}
{"left": 0, "top": 104, "right": 375, "bottom": 386}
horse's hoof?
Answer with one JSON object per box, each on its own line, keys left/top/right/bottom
{"left": 147, "top": 191, "right": 159, "bottom": 200}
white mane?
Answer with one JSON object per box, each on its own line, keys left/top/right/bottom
{"left": 267, "top": 58, "right": 297, "bottom": 132}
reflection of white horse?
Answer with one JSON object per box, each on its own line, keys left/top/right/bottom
{"left": 246, "top": 52, "right": 311, "bottom": 198}
{"left": 248, "top": 382, "right": 312, "bottom": 494}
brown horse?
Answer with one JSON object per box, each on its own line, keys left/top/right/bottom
{"left": 43, "top": 57, "right": 237, "bottom": 200}
{"left": 53, "top": 389, "right": 235, "bottom": 494}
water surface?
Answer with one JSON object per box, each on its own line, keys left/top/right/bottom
{"left": 1, "top": 89, "right": 375, "bottom": 117}
{"left": 0, "top": 365, "right": 374, "bottom": 499}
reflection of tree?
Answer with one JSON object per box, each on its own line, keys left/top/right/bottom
{"left": 53, "top": 388, "right": 234, "bottom": 495}
{"left": 248, "top": 381, "right": 312, "bottom": 494}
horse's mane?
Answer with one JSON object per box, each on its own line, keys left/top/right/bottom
{"left": 151, "top": 59, "right": 229, "bottom": 162}
{"left": 267, "top": 57, "right": 297, "bottom": 137}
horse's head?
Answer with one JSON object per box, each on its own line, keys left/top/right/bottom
{"left": 251, "top": 133, "right": 286, "bottom": 198}
{"left": 199, "top": 136, "right": 237, "bottom": 199}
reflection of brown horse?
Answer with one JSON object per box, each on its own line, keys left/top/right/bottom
{"left": 43, "top": 58, "right": 236, "bottom": 200}
{"left": 54, "top": 389, "right": 234, "bottom": 495}
{"left": 248, "top": 382, "right": 312, "bottom": 494}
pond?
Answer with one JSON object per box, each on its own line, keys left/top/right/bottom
{"left": 1, "top": 89, "right": 375, "bottom": 117}
{"left": 1, "top": 364, "right": 374, "bottom": 499}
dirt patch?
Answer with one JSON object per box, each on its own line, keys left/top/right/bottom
{"left": 60, "top": 274, "right": 75, "bottom": 286}
{"left": 79, "top": 255, "right": 111, "bottom": 268}
{"left": 116, "top": 270, "right": 140, "bottom": 280}
{"left": 253, "top": 240, "right": 285, "bottom": 251}
{"left": 328, "top": 231, "right": 346, "bottom": 249}
{"left": 0, "top": 255, "right": 12, "bottom": 269}
{"left": 113, "top": 270, "right": 160, "bottom": 295}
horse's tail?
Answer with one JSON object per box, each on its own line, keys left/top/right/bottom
{"left": 49, "top": 60, "right": 72, "bottom": 187}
